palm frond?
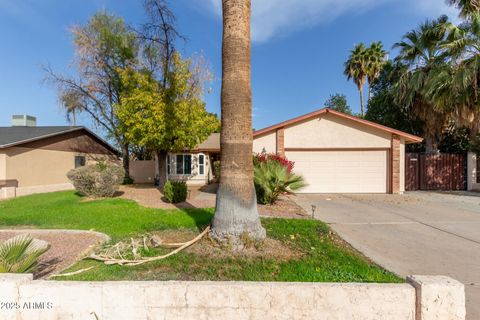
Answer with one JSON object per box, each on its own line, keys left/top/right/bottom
{"left": 0, "top": 235, "right": 50, "bottom": 273}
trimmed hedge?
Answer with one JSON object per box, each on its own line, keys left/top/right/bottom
{"left": 67, "top": 162, "right": 124, "bottom": 198}
{"left": 163, "top": 181, "right": 188, "bottom": 203}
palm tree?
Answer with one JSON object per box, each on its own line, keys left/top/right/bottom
{"left": 210, "top": 0, "right": 266, "bottom": 244}
{"left": 446, "top": 0, "right": 480, "bottom": 18}
{"left": 393, "top": 16, "right": 451, "bottom": 152}
{"left": 0, "top": 235, "right": 50, "bottom": 273}
{"left": 428, "top": 12, "right": 480, "bottom": 138}
{"left": 344, "top": 43, "right": 368, "bottom": 116}
{"left": 366, "top": 42, "right": 387, "bottom": 101}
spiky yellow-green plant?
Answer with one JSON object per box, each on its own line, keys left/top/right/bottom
{"left": 0, "top": 235, "right": 50, "bottom": 273}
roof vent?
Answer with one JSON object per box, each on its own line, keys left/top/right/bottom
{"left": 12, "top": 115, "right": 37, "bottom": 127}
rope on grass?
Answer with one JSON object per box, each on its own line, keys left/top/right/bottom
{"left": 88, "top": 226, "right": 210, "bottom": 266}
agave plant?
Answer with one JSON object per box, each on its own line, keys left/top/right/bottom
{"left": 0, "top": 234, "right": 50, "bottom": 273}
{"left": 254, "top": 160, "right": 306, "bottom": 205}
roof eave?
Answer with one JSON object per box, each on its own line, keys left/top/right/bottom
{"left": 253, "top": 108, "right": 424, "bottom": 144}
{"left": 0, "top": 127, "right": 120, "bottom": 155}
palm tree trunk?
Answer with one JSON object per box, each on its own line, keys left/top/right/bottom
{"left": 425, "top": 135, "right": 439, "bottom": 153}
{"left": 211, "top": 0, "right": 266, "bottom": 244}
{"left": 367, "top": 83, "right": 372, "bottom": 103}
{"left": 359, "top": 86, "right": 365, "bottom": 116}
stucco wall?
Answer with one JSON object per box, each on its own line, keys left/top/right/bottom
{"left": 4, "top": 147, "right": 114, "bottom": 188}
{"left": 253, "top": 131, "right": 276, "bottom": 154}
{"left": 130, "top": 160, "right": 156, "bottom": 184}
{"left": 467, "top": 152, "right": 480, "bottom": 191}
{"left": 0, "top": 152, "right": 6, "bottom": 180}
{"left": 284, "top": 113, "right": 392, "bottom": 149}
{"left": 400, "top": 139, "right": 406, "bottom": 193}
{"left": 0, "top": 274, "right": 465, "bottom": 320}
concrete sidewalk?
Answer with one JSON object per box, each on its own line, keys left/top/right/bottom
{"left": 295, "top": 192, "right": 480, "bottom": 320}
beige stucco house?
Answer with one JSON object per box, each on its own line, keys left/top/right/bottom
{"left": 0, "top": 117, "right": 118, "bottom": 199}
{"left": 253, "top": 108, "right": 422, "bottom": 194}
{"left": 130, "top": 134, "right": 220, "bottom": 185}
{"left": 133, "top": 108, "right": 422, "bottom": 194}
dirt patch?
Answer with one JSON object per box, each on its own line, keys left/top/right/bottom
{"left": 149, "top": 229, "right": 303, "bottom": 261}
{"left": 0, "top": 229, "right": 109, "bottom": 279}
{"left": 258, "top": 196, "right": 309, "bottom": 219}
{"left": 119, "top": 185, "right": 308, "bottom": 218}
{"left": 118, "top": 184, "right": 216, "bottom": 209}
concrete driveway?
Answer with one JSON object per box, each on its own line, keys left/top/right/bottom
{"left": 295, "top": 192, "right": 480, "bottom": 320}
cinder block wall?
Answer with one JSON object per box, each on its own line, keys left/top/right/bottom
{"left": 0, "top": 274, "right": 465, "bottom": 320}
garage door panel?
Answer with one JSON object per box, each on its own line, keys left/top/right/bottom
{"left": 287, "top": 150, "right": 388, "bottom": 193}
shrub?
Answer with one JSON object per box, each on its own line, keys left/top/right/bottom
{"left": 254, "top": 160, "right": 306, "bottom": 205}
{"left": 0, "top": 234, "right": 50, "bottom": 273}
{"left": 213, "top": 161, "right": 221, "bottom": 179}
{"left": 122, "top": 176, "right": 134, "bottom": 185}
{"left": 253, "top": 152, "right": 295, "bottom": 172}
{"left": 163, "top": 181, "right": 188, "bottom": 203}
{"left": 67, "top": 162, "right": 124, "bottom": 198}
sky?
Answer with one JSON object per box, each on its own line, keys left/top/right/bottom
{"left": 0, "top": 0, "right": 459, "bottom": 133}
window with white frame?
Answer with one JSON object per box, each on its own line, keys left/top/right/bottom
{"left": 199, "top": 154, "right": 205, "bottom": 175}
{"left": 176, "top": 154, "right": 192, "bottom": 175}
{"left": 167, "top": 155, "right": 171, "bottom": 175}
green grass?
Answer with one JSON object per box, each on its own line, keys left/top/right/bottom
{"left": 0, "top": 192, "right": 401, "bottom": 283}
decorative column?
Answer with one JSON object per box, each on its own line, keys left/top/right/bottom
{"left": 276, "top": 128, "right": 285, "bottom": 156}
{"left": 391, "top": 134, "right": 401, "bottom": 194}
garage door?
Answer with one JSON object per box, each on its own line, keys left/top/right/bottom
{"left": 286, "top": 150, "right": 388, "bottom": 193}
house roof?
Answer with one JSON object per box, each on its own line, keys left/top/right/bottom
{"left": 253, "top": 108, "right": 423, "bottom": 143}
{"left": 194, "top": 133, "right": 220, "bottom": 152}
{"left": 0, "top": 126, "right": 119, "bottom": 154}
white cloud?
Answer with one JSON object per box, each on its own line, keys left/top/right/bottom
{"left": 412, "top": 0, "right": 460, "bottom": 23}
{"left": 206, "top": 0, "right": 389, "bottom": 43}
{"left": 204, "top": 0, "right": 463, "bottom": 44}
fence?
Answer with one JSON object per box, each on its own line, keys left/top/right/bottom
{"left": 405, "top": 153, "right": 467, "bottom": 191}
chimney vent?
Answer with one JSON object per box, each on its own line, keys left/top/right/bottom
{"left": 12, "top": 115, "right": 37, "bottom": 127}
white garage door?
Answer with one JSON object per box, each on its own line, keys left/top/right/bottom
{"left": 286, "top": 150, "right": 388, "bottom": 193}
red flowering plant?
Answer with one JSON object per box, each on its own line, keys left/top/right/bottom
{"left": 253, "top": 151, "right": 295, "bottom": 172}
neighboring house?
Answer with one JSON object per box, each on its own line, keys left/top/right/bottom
{"left": 131, "top": 134, "right": 220, "bottom": 185}
{"left": 139, "top": 108, "right": 422, "bottom": 194}
{"left": 0, "top": 115, "right": 118, "bottom": 199}
{"left": 253, "top": 108, "right": 422, "bottom": 194}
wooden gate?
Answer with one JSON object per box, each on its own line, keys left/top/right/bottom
{"left": 405, "top": 153, "right": 467, "bottom": 191}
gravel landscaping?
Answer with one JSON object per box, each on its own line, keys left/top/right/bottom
{"left": 0, "top": 229, "right": 109, "bottom": 278}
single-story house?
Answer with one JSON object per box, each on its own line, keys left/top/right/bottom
{"left": 139, "top": 108, "right": 422, "bottom": 194}
{"left": 253, "top": 108, "right": 422, "bottom": 194}
{"left": 130, "top": 134, "right": 220, "bottom": 185}
{"left": 0, "top": 115, "right": 118, "bottom": 199}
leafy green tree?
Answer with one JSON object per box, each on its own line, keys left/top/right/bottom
{"left": 344, "top": 43, "right": 368, "bottom": 116}
{"left": 324, "top": 93, "right": 353, "bottom": 114}
{"left": 45, "top": 11, "right": 138, "bottom": 177}
{"left": 115, "top": 53, "right": 220, "bottom": 185}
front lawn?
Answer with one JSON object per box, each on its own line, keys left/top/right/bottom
{"left": 0, "top": 191, "right": 401, "bottom": 283}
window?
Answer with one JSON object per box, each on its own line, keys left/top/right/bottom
{"left": 167, "top": 155, "right": 171, "bottom": 175}
{"left": 176, "top": 154, "right": 192, "bottom": 175}
{"left": 75, "top": 156, "right": 86, "bottom": 168}
{"left": 199, "top": 154, "right": 205, "bottom": 175}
